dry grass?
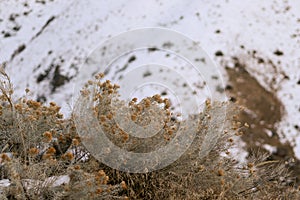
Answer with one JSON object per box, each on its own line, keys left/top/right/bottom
{"left": 0, "top": 66, "right": 299, "bottom": 199}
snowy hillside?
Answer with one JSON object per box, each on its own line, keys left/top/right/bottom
{"left": 1, "top": 0, "right": 300, "bottom": 160}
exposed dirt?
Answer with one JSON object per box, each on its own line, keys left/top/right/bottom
{"left": 224, "top": 57, "right": 300, "bottom": 186}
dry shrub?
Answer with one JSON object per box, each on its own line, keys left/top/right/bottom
{"left": 0, "top": 68, "right": 127, "bottom": 199}
{"left": 0, "top": 67, "right": 299, "bottom": 199}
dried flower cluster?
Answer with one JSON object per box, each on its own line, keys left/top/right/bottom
{"left": 0, "top": 67, "right": 299, "bottom": 199}
{"left": 0, "top": 69, "right": 127, "bottom": 199}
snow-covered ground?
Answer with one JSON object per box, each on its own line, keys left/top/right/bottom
{"left": 1, "top": 0, "right": 300, "bottom": 158}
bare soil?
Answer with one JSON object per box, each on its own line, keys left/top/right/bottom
{"left": 225, "top": 58, "right": 300, "bottom": 186}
